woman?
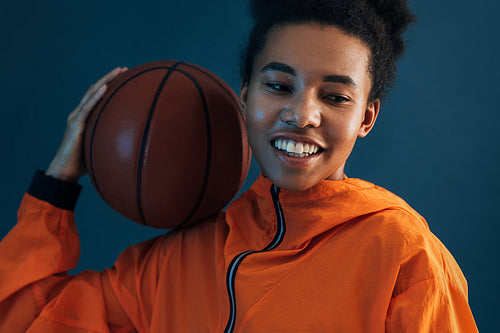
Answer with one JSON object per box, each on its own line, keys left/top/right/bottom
{"left": 0, "top": 0, "right": 478, "bottom": 331}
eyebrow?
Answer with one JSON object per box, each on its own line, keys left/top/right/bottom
{"left": 260, "top": 62, "right": 296, "bottom": 76}
{"left": 259, "top": 62, "right": 358, "bottom": 89}
{"left": 323, "top": 75, "right": 358, "bottom": 89}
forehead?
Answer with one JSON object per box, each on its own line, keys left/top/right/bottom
{"left": 253, "top": 24, "right": 371, "bottom": 88}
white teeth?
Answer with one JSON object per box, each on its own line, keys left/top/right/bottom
{"left": 284, "top": 151, "right": 310, "bottom": 158}
{"left": 274, "top": 139, "right": 320, "bottom": 156}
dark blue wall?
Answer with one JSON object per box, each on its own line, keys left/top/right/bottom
{"left": 1, "top": 0, "right": 498, "bottom": 330}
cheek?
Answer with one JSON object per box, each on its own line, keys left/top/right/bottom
{"left": 346, "top": 120, "right": 362, "bottom": 138}
{"left": 244, "top": 106, "right": 267, "bottom": 150}
{"left": 327, "top": 116, "right": 359, "bottom": 138}
{"left": 252, "top": 109, "right": 266, "bottom": 122}
{"left": 245, "top": 108, "right": 263, "bottom": 134}
{"left": 245, "top": 94, "right": 274, "bottom": 136}
{"left": 323, "top": 114, "right": 364, "bottom": 153}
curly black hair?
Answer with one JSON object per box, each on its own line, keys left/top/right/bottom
{"left": 241, "top": 0, "right": 416, "bottom": 102}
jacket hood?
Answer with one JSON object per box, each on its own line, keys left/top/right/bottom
{"left": 224, "top": 174, "right": 427, "bottom": 253}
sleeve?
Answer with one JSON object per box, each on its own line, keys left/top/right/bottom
{"left": 0, "top": 171, "right": 171, "bottom": 332}
{"left": 385, "top": 243, "right": 478, "bottom": 333}
{"left": 385, "top": 277, "right": 478, "bottom": 332}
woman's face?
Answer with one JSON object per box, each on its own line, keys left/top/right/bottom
{"left": 240, "top": 24, "right": 380, "bottom": 191}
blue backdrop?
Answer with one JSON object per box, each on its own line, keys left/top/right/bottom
{"left": 1, "top": 0, "right": 498, "bottom": 330}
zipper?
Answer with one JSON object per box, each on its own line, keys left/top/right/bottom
{"left": 223, "top": 184, "right": 286, "bottom": 333}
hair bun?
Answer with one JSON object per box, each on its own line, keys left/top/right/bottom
{"left": 367, "top": 0, "right": 416, "bottom": 56}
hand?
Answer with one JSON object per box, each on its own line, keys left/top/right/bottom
{"left": 45, "top": 67, "right": 128, "bottom": 182}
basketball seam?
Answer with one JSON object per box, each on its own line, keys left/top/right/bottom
{"left": 173, "top": 70, "right": 212, "bottom": 228}
{"left": 88, "top": 63, "right": 179, "bottom": 212}
{"left": 179, "top": 63, "right": 241, "bottom": 112}
{"left": 136, "top": 61, "right": 183, "bottom": 226}
{"left": 178, "top": 63, "right": 251, "bottom": 192}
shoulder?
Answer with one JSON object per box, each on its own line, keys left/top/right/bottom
{"left": 341, "top": 179, "right": 468, "bottom": 293}
{"left": 340, "top": 178, "right": 431, "bottom": 241}
{"left": 374, "top": 210, "right": 468, "bottom": 297}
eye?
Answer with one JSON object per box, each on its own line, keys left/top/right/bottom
{"left": 264, "top": 82, "right": 293, "bottom": 94}
{"left": 324, "top": 94, "right": 350, "bottom": 104}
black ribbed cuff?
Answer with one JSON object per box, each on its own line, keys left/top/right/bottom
{"left": 27, "top": 170, "right": 83, "bottom": 211}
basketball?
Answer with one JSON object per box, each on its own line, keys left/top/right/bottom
{"left": 83, "top": 60, "right": 251, "bottom": 229}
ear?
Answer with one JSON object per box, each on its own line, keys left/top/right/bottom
{"left": 358, "top": 99, "right": 380, "bottom": 138}
{"left": 239, "top": 79, "right": 249, "bottom": 115}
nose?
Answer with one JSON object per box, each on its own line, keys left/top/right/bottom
{"left": 280, "top": 92, "right": 321, "bottom": 128}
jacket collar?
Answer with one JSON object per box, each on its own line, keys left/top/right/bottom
{"left": 225, "top": 174, "right": 425, "bottom": 252}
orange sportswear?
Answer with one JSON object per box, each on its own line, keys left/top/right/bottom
{"left": 0, "top": 171, "right": 478, "bottom": 332}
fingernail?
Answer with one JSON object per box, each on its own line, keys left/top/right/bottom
{"left": 98, "top": 85, "right": 106, "bottom": 93}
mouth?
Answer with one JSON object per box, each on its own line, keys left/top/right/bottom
{"left": 272, "top": 138, "right": 323, "bottom": 158}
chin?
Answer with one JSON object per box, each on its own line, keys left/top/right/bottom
{"left": 264, "top": 171, "right": 320, "bottom": 192}
{"left": 280, "top": 182, "right": 314, "bottom": 192}
{"left": 262, "top": 164, "right": 347, "bottom": 192}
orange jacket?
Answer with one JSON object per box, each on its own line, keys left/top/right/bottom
{"left": 0, "top": 172, "right": 478, "bottom": 332}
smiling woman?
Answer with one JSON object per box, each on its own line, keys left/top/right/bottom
{"left": 0, "top": 0, "right": 479, "bottom": 332}
{"left": 242, "top": 24, "right": 379, "bottom": 190}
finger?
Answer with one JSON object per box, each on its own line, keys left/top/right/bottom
{"left": 79, "top": 84, "right": 108, "bottom": 118}
{"left": 78, "top": 67, "right": 120, "bottom": 107}
{"left": 78, "top": 67, "right": 126, "bottom": 109}
{"left": 92, "top": 66, "right": 126, "bottom": 91}
{"left": 70, "top": 84, "right": 107, "bottom": 125}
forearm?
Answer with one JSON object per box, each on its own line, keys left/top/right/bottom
{"left": 0, "top": 171, "right": 165, "bottom": 332}
{"left": 0, "top": 171, "right": 81, "bottom": 330}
